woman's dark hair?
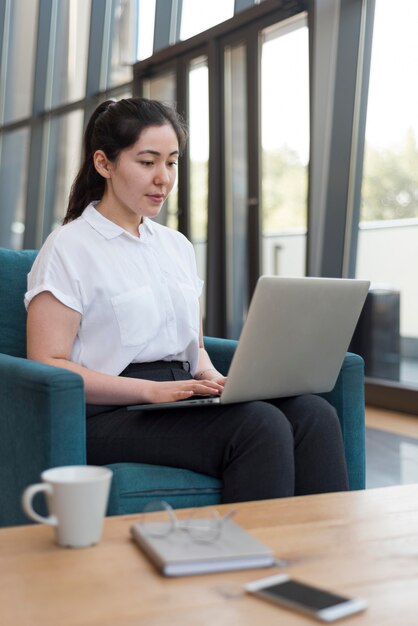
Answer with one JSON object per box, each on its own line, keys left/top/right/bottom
{"left": 64, "top": 97, "right": 188, "bottom": 224}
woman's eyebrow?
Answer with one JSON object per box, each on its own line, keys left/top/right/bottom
{"left": 136, "top": 149, "right": 179, "bottom": 156}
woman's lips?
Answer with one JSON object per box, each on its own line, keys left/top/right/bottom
{"left": 147, "top": 194, "right": 165, "bottom": 203}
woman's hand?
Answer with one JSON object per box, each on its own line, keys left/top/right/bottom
{"left": 195, "top": 368, "right": 227, "bottom": 387}
{"left": 143, "top": 378, "right": 224, "bottom": 404}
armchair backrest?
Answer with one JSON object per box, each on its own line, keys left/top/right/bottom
{"left": 0, "top": 248, "right": 38, "bottom": 357}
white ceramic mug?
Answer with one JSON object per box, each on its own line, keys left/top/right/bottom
{"left": 22, "top": 466, "right": 112, "bottom": 548}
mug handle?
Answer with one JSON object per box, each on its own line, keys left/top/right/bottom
{"left": 21, "top": 483, "right": 58, "bottom": 526}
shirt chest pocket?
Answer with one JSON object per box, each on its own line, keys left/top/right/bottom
{"left": 111, "top": 286, "right": 161, "bottom": 348}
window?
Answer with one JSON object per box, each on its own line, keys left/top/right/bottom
{"left": 189, "top": 56, "right": 209, "bottom": 311}
{"left": 137, "top": 0, "right": 156, "bottom": 60}
{"left": 109, "top": 0, "right": 136, "bottom": 87}
{"left": 356, "top": 0, "right": 418, "bottom": 387}
{"left": 224, "top": 42, "right": 248, "bottom": 338}
{"left": 260, "top": 17, "right": 309, "bottom": 277}
{"left": 0, "top": 1, "right": 135, "bottom": 249}
{"left": 180, "top": 0, "right": 234, "bottom": 40}
{"left": 1, "top": 0, "right": 39, "bottom": 123}
{"left": 0, "top": 128, "right": 30, "bottom": 248}
{"left": 48, "top": 110, "right": 85, "bottom": 230}
{"left": 50, "top": 0, "right": 91, "bottom": 107}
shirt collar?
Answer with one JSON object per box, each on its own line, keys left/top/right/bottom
{"left": 82, "top": 203, "right": 155, "bottom": 241}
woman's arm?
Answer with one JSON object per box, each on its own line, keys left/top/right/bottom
{"left": 27, "top": 292, "right": 223, "bottom": 405}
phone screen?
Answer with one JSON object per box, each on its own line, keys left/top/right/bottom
{"left": 261, "top": 580, "right": 349, "bottom": 610}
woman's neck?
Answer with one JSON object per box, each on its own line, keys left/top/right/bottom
{"left": 95, "top": 200, "right": 143, "bottom": 237}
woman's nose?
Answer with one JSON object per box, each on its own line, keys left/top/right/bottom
{"left": 154, "top": 165, "right": 171, "bottom": 185}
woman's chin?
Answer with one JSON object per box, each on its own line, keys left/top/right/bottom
{"left": 140, "top": 206, "right": 163, "bottom": 220}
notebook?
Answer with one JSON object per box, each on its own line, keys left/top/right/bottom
{"left": 130, "top": 518, "right": 275, "bottom": 577}
{"left": 127, "top": 275, "right": 370, "bottom": 412}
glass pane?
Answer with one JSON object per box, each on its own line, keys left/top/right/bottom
{"left": 356, "top": 0, "right": 418, "bottom": 386}
{"left": 41, "top": 110, "right": 84, "bottom": 237}
{"left": 2, "top": 0, "right": 39, "bottom": 123}
{"left": 0, "top": 128, "right": 30, "bottom": 249}
{"left": 189, "top": 56, "right": 209, "bottom": 316}
{"left": 180, "top": 0, "right": 234, "bottom": 40}
{"left": 51, "top": 0, "right": 91, "bottom": 107}
{"left": 260, "top": 17, "right": 309, "bottom": 277}
{"left": 142, "top": 72, "right": 178, "bottom": 230}
{"left": 137, "top": 0, "right": 156, "bottom": 60}
{"left": 224, "top": 43, "right": 248, "bottom": 339}
{"left": 142, "top": 72, "right": 176, "bottom": 103}
{"left": 109, "top": 0, "right": 136, "bottom": 87}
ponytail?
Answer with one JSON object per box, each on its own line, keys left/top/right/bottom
{"left": 64, "top": 101, "right": 114, "bottom": 224}
{"left": 63, "top": 98, "right": 188, "bottom": 224}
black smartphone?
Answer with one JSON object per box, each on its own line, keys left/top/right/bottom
{"left": 245, "top": 574, "right": 367, "bottom": 622}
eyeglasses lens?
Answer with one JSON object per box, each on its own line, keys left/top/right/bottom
{"left": 141, "top": 500, "right": 174, "bottom": 537}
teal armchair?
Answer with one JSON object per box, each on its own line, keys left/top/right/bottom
{"left": 0, "top": 248, "right": 366, "bottom": 527}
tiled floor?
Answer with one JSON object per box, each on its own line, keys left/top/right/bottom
{"left": 366, "top": 427, "right": 418, "bottom": 488}
{"left": 365, "top": 407, "right": 418, "bottom": 489}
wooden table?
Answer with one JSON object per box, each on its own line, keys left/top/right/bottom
{"left": 2, "top": 484, "right": 418, "bottom": 625}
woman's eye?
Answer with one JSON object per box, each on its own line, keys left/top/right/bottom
{"left": 140, "top": 161, "right": 154, "bottom": 166}
{"left": 168, "top": 161, "right": 178, "bottom": 168}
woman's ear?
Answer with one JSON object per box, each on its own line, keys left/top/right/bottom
{"left": 93, "top": 150, "right": 112, "bottom": 179}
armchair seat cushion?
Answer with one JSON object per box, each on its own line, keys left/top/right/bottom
{"left": 106, "top": 463, "right": 222, "bottom": 515}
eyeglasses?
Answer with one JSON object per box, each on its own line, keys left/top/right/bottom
{"left": 140, "top": 500, "right": 236, "bottom": 543}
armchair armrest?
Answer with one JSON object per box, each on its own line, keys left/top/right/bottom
{"left": 205, "top": 337, "right": 365, "bottom": 491}
{"left": 320, "top": 352, "right": 366, "bottom": 491}
{"left": 203, "top": 336, "right": 238, "bottom": 375}
{"left": 0, "top": 353, "right": 86, "bottom": 526}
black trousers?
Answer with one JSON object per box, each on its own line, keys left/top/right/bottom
{"left": 86, "top": 361, "right": 349, "bottom": 503}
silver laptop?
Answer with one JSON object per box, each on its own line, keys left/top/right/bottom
{"left": 127, "top": 275, "right": 369, "bottom": 411}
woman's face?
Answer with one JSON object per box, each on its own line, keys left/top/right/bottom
{"left": 98, "top": 123, "right": 179, "bottom": 222}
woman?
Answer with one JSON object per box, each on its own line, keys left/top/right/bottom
{"left": 25, "top": 97, "right": 348, "bottom": 503}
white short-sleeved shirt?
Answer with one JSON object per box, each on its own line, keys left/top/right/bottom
{"left": 25, "top": 203, "right": 204, "bottom": 376}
